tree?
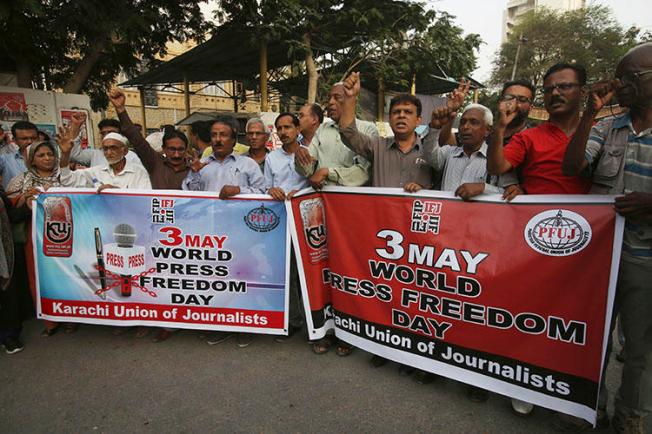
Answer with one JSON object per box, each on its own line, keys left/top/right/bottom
{"left": 0, "top": 0, "right": 213, "bottom": 109}
{"left": 216, "top": 0, "right": 480, "bottom": 103}
{"left": 491, "top": 6, "right": 642, "bottom": 90}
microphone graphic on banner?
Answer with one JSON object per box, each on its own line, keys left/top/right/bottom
{"left": 103, "top": 223, "right": 146, "bottom": 297}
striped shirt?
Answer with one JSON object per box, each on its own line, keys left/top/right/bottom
{"left": 422, "top": 128, "right": 517, "bottom": 193}
{"left": 586, "top": 114, "right": 652, "bottom": 261}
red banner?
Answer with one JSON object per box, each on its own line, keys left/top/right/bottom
{"left": 289, "top": 187, "right": 623, "bottom": 424}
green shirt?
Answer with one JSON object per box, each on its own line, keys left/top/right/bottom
{"left": 296, "top": 119, "right": 377, "bottom": 186}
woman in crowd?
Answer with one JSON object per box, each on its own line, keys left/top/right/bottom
{"left": 6, "top": 126, "right": 80, "bottom": 336}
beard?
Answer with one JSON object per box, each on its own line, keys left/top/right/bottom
{"left": 508, "top": 110, "right": 528, "bottom": 129}
{"left": 106, "top": 155, "right": 124, "bottom": 165}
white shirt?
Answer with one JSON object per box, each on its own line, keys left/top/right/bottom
{"left": 60, "top": 160, "right": 152, "bottom": 189}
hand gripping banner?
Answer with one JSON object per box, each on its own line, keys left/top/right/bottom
{"left": 34, "top": 188, "right": 290, "bottom": 335}
{"left": 288, "top": 187, "right": 624, "bottom": 424}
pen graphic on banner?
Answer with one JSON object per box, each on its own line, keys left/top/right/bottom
{"left": 94, "top": 227, "right": 107, "bottom": 293}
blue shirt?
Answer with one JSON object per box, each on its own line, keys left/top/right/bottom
{"left": 0, "top": 151, "right": 27, "bottom": 191}
{"left": 182, "top": 153, "right": 265, "bottom": 193}
{"left": 264, "top": 147, "right": 309, "bottom": 193}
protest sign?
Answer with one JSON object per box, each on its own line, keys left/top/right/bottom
{"left": 34, "top": 189, "right": 290, "bottom": 335}
{"left": 289, "top": 187, "right": 623, "bottom": 423}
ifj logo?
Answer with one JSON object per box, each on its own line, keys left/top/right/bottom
{"left": 42, "top": 196, "right": 73, "bottom": 257}
{"left": 244, "top": 204, "right": 280, "bottom": 232}
{"left": 524, "top": 209, "right": 591, "bottom": 256}
{"left": 299, "top": 198, "right": 328, "bottom": 263}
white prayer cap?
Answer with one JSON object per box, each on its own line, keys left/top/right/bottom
{"left": 102, "top": 132, "right": 128, "bottom": 146}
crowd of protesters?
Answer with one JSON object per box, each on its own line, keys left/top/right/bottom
{"left": 0, "top": 42, "right": 650, "bottom": 433}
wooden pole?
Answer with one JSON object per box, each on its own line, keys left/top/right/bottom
{"left": 138, "top": 87, "right": 147, "bottom": 134}
{"left": 260, "top": 41, "right": 269, "bottom": 112}
{"left": 183, "top": 74, "right": 191, "bottom": 118}
{"left": 410, "top": 73, "right": 416, "bottom": 95}
{"left": 232, "top": 80, "right": 239, "bottom": 113}
{"left": 377, "top": 78, "right": 385, "bottom": 122}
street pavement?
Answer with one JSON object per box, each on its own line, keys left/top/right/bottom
{"left": 0, "top": 319, "right": 633, "bottom": 433}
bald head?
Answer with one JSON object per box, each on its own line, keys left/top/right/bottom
{"left": 617, "top": 43, "right": 652, "bottom": 76}
{"left": 327, "top": 83, "right": 346, "bottom": 122}
{"left": 615, "top": 43, "right": 652, "bottom": 108}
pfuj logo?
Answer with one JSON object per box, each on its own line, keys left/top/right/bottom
{"left": 524, "top": 209, "right": 591, "bottom": 256}
{"left": 244, "top": 204, "right": 280, "bottom": 232}
{"left": 42, "top": 196, "right": 73, "bottom": 257}
{"left": 299, "top": 197, "right": 328, "bottom": 263}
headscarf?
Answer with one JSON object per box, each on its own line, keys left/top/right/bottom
{"left": 10, "top": 141, "right": 61, "bottom": 195}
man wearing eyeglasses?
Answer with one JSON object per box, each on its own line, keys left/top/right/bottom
{"left": 494, "top": 79, "right": 535, "bottom": 146}
{"left": 562, "top": 43, "right": 652, "bottom": 434}
{"left": 487, "top": 63, "right": 592, "bottom": 195}
{"left": 109, "top": 89, "right": 191, "bottom": 191}
{"left": 244, "top": 118, "right": 270, "bottom": 172}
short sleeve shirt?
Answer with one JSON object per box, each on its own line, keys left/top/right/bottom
{"left": 504, "top": 122, "right": 591, "bottom": 194}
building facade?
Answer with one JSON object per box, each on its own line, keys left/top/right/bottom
{"left": 502, "top": 0, "right": 586, "bottom": 42}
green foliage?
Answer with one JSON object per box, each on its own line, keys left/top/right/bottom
{"left": 216, "top": 0, "right": 480, "bottom": 101}
{"left": 0, "top": 0, "right": 213, "bottom": 110}
{"left": 491, "top": 6, "right": 642, "bottom": 90}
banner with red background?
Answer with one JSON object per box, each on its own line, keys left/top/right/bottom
{"left": 288, "top": 187, "right": 623, "bottom": 424}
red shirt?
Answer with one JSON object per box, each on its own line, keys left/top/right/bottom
{"left": 504, "top": 122, "right": 591, "bottom": 194}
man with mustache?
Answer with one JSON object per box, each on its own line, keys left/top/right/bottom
{"left": 109, "top": 89, "right": 190, "bottom": 191}
{"left": 337, "top": 71, "right": 432, "bottom": 371}
{"left": 265, "top": 113, "right": 310, "bottom": 346}
{"left": 109, "top": 88, "right": 192, "bottom": 343}
{"left": 295, "top": 82, "right": 376, "bottom": 356}
{"left": 182, "top": 116, "right": 264, "bottom": 198}
{"left": 562, "top": 43, "right": 652, "bottom": 434}
{"left": 295, "top": 82, "right": 376, "bottom": 190}
{"left": 338, "top": 72, "right": 433, "bottom": 191}
{"left": 244, "top": 117, "right": 270, "bottom": 172}
{"left": 487, "top": 63, "right": 591, "bottom": 195}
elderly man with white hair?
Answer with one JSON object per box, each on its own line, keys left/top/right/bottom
{"left": 422, "top": 103, "right": 518, "bottom": 200}
{"left": 244, "top": 117, "right": 270, "bottom": 172}
{"left": 57, "top": 131, "right": 151, "bottom": 190}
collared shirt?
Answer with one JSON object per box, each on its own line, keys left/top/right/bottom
{"left": 245, "top": 149, "right": 269, "bottom": 173}
{"left": 264, "top": 147, "right": 309, "bottom": 193}
{"left": 0, "top": 150, "right": 27, "bottom": 190}
{"left": 295, "top": 119, "right": 376, "bottom": 186}
{"left": 182, "top": 153, "right": 265, "bottom": 193}
{"left": 118, "top": 111, "right": 189, "bottom": 190}
{"left": 422, "top": 129, "right": 517, "bottom": 193}
{"left": 504, "top": 121, "right": 592, "bottom": 194}
{"left": 60, "top": 160, "right": 152, "bottom": 189}
{"left": 201, "top": 142, "right": 250, "bottom": 162}
{"left": 339, "top": 121, "right": 433, "bottom": 188}
{"left": 0, "top": 141, "right": 18, "bottom": 156}
{"left": 585, "top": 114, "right": 652, "bottom": 262}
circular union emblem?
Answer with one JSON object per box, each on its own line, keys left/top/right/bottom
{"left": 244, "top": 204, "right": 280, "bottom": 232}
{"left": 524, "top": 209, "right": 591, "bottom": 256}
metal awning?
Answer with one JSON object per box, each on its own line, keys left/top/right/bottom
{"left": 121, "top": 24, "right": 306, "bottom": 87}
